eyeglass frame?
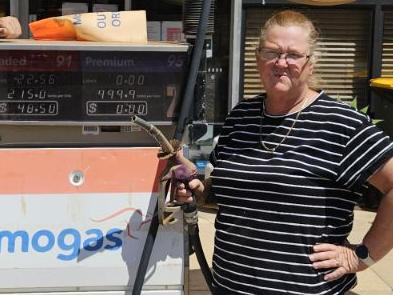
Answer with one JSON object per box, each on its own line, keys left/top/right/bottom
{"left": 256, "top": 47, "right": 311, "bottom": 65}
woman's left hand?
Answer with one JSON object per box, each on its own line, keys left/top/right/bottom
{"left": 309, "top": 243, "right": 366, "bottom": 281}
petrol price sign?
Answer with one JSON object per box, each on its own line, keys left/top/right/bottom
{"left": 0, "top": 47, "right": 189, "bottom": 124}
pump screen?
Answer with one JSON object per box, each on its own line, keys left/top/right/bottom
{"left": 0, "top": 50, "right": 188, "bottom": 123}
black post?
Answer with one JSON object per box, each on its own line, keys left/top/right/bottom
{"left": 174, "top": 0, "right": 214, "bottom": 140}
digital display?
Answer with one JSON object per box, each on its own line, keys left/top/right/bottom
{"left": 0, "top": 48, "right": 189, "bottom": 123}
{"left": 86, "top": 101, "right": 147, "bottom": 116}
{"left": 0, "top": 101, "right": 58, "bottom": 115}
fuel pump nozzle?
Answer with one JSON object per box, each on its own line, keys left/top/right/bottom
{"left": 130, "top": 115, "right": 198, "bottom": 225}
{"left": 130, "top": 115, "right": 174, "bottom": 156}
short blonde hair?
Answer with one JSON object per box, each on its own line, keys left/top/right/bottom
{"left": 259, "top": 10, "right": 319, "bottom": 61}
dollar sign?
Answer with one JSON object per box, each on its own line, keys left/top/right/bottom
{"left": 0, "top": 103, "right": 7, "bottom": 113}
{"left": 88, "top": 102, "right": 97, "bottom": 114}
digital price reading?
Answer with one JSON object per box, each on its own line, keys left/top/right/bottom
{"left": 0, "top": 50, "right": 188, "bottom": 123}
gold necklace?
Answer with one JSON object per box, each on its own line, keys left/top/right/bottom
{"left": 260, "top": 96, "right": 310, "bottom": 153}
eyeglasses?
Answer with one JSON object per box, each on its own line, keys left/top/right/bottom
{"left": 257, "top": 47, "right": 311, "bottom": 65}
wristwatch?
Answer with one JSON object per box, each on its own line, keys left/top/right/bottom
{"left": 355, "top": 244, "right": 375, "bottom": 267}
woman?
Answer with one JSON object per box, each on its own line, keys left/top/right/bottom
{"left": 177, "top": 10, "right": 393, "bottom": 295}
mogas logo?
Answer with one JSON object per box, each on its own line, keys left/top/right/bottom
{"left": 0, "top": 207, "right": 152, "bottom": 261}
{"left": 0, "top": 227, "right": 123, "bottom": 261}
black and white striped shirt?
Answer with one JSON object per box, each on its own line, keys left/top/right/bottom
{"left": 209, "top": 92, "right": 393, "bottom": 295}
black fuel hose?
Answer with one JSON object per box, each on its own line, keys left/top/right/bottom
{"left": 130, "top": 117, "right": 171, "bottom": 295}
{"left": 131, "top": 119, "right": 216, "bottom": 295}
{"left": 183, "top": 202, "right": 215, "bottom": 293}
{"left": 174, "top": 0, "right": 214, "bottom": 141}
{"left": 178, "top": 0, "right": 216, "bottom": 292}
{"left": 176, "top": 0, "right": 216, "bottom": 291}
{"left": 132, "top": 0, "right": 215, "bottom": 293}
{"left": 131, "top": 205, "right": 159, "bottom": 295}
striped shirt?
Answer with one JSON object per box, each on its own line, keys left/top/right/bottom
{"left": 209, "top": 92, "right": 393, "bottom": 295}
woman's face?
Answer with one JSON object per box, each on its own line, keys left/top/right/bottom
{"left": 256, "top": 24, "right": 314, "bottom": 96}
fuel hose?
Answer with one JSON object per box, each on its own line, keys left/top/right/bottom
{"left": 131, "top": 115, "right": 173, "bottom": 295}
{"left": 131, "top": 0, "right": 215, "bottom": 293}
{"left": 130, "top": 116, "right": 215, "bottom": 294}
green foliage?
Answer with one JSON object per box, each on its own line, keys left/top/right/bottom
{"left": 351, "top": 96, "right": 383, "bottom": 127}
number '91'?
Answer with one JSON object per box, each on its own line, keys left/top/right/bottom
{"left": 56, "top": 55, "right": 72, "bottom": 67}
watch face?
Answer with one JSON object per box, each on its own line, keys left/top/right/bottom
{"left": 355, "top": 245, "right": 369, "bottom": 259}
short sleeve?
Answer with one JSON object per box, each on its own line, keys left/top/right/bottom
{"left": 337, "top": 118, "right": 393, "bottom": 191}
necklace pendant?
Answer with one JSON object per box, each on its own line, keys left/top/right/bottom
{"left": 260, "top": 140, "right": 276, "bottom": 153}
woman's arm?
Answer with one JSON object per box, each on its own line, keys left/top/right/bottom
{"left": 362, "top": 157, "right": 393, "bottom": 262}
{"left": 310, "top": 157, "right": 393, "bottom": 281}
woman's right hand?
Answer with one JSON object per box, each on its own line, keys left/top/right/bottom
{"left": 175, "top": 178, "right": 205, "bottom": 204}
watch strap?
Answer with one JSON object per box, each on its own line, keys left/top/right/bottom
{"left": 360, "top": 255, "right": 376, "bottom": 267}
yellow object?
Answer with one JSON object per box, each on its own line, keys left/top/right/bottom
{"left": 29, "top": 10, "right": 147, "bottom": 43}
{"left": 370, "top": 78, "right": 393, "bottom": 90}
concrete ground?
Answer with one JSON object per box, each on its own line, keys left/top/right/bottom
{"left": 188, "top": 208, "right": 393, "bottom": 295}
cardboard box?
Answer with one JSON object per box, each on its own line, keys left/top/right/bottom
{"left": 62, "top": 2, "right": 88, "bottom": 15}
{"left": 147, "top": 21, "right": 161, "bottom": 41}
{"left": 161, "top": 21, "right": 184, "bottom": 42}
{"left": 93, "top": 4, "right": 119, "bottom": 12}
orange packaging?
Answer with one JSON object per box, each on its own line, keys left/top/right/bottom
{"left": 29, "top": 18, "right": 76, "bottom": 40}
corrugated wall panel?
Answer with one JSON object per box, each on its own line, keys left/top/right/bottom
{"left": 382, "top": 11, "right": 393, "bottom": 77}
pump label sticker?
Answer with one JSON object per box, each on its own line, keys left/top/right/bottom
{"left": 0, "top": 204, "right": 156, "bottom": 261}
{"left": 0, "top": 194, "right": 155, "bottom": 264}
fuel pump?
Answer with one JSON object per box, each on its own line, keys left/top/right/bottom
{"left": 0, "top": 1, "right": 219, "bottom": 295}
{"left": 0, "top": 40, "right": 191, "bottom": 294}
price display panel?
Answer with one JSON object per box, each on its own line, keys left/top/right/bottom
{"left": 0, "top": 42, "right": 189, "bottom": 124}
